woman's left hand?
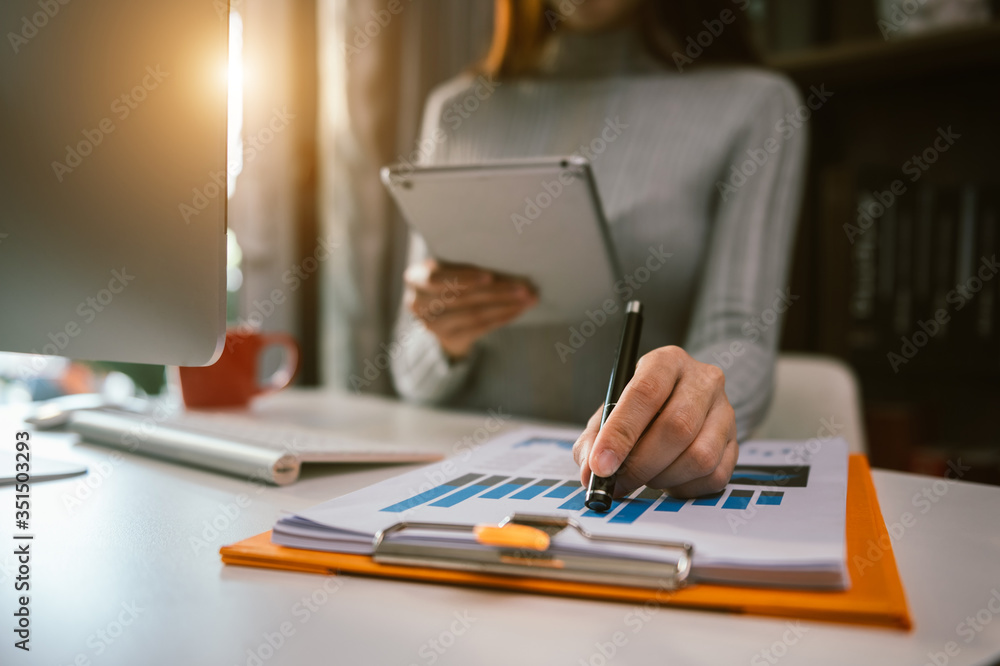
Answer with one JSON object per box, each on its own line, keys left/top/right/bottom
{"left": 573, "top": 346, "right": 739, "bottom": 499}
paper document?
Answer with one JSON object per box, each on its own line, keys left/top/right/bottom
{"left": 273, "top": 428, "right": 849, "bottom": 589}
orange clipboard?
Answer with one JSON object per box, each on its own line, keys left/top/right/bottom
{"left": 221, "top": 455, "right": 911, "bottom": 629}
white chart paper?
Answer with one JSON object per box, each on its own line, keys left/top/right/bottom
{"left": 273, "top": 428, "right": 849, "bottom": 588}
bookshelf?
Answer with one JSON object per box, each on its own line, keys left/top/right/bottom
{"left": 767, "top": 22, "right": 1000, "bottom": 86}
{"left": 767, "top": 20, "right": 1000, "bottom": 481}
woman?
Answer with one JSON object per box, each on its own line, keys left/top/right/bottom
{"left": 390, "top": 0, "right": 806, "bottom": 499}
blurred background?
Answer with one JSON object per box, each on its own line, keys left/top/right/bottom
{"left": 1, "top": 0, "right": 998, "bottom": 482}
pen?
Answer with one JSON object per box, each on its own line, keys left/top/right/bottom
{"left": 585, "top": 300, "right": 643, "bottom": 512}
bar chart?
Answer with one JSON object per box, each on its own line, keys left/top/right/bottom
{"left": 380, "top": 472, "right": 788, "bottom": 522}
{"left": 728, "top": 465, "right": 810, "bottom": 487}
{"left": 280, "top": 430, "right": 850, "bottom": 591}
{"left": 513, "top": 438, "right": 575, "bottom": 451}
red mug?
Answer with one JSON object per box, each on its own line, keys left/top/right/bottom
{"left": 178, "top": 330, "right": 300, "bottom": 409}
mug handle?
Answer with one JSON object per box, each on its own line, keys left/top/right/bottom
{"left": 256, "top": 333, "right": 300, "bottom": 394}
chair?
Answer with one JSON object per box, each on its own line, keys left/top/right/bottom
{"left": 751, "top": 353, "right": 868, "bottom": 454}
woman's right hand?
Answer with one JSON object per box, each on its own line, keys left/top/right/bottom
{"left": 404, "top": 259, "right": 538, "bottom": 360}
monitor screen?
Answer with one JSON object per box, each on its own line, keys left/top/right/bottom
{"left": 0, "top": 0, "right": 228, "bottom": 366}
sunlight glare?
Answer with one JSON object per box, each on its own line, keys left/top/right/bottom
{"left": 227, "top": 10, "right": 245, "bottom": 199}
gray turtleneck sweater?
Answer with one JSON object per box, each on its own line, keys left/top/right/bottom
{"left": 389, "top": 30, "right": 806, "bottom": 440}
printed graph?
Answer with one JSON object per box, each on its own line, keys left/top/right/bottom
{"left": 729, "top": 465, "right": 810, "bottom": 487}
{"left": 380, "top": 474, "right": 787, "bottom": 521}
{"left": 513, "top": 438, "right": 575, "bottom": 451}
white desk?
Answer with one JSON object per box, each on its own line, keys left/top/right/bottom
{"left": 2, "top": 389, "right": 999, "bottom": 666}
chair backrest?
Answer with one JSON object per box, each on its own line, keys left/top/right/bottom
{"left": 751, "top": 353, "right": 868, "bottom": 454}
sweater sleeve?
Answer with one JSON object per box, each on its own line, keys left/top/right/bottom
{"left": 683, "top": 74, "right": 807, "bottom": 441}
{"left": 390, "top": 233, "right": 479, "bottom": 404}
{"left": 390, "top": 76, "right": 481, "bottom": 405}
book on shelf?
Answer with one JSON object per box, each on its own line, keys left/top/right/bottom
{"left": 841, "top": 172, "right": 999, "bottom": 376}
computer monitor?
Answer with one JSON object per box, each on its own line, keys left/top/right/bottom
{"left": 0, "top": 0, "right": 228, "bottom": 367}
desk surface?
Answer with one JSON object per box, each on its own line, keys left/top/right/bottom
{"left": 2, "top": 389, "right": 999, "bottom": 666}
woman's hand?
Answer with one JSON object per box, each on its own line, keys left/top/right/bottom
{"left": 404, "top": 259, "right": 538, "bottom": 360}
{"left": 573, "top": 346, "right": 738, "bottom": 498}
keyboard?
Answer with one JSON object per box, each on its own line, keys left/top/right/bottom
{"left": 66, "top": 408, "right": 443, "bottom": 485}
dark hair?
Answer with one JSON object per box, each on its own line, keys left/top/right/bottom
{"left": 482, "top": 0, "right": 759, "bottom": 78}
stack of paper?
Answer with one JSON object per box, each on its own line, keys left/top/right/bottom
{"left": 273, "top": 428, "right": 850, "bottom": 589}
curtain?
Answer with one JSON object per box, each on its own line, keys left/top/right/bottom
{"left": 317, "top": 0, "right": 494, "bottom": 393}
{"left": 228, "top": 0, "right": 318, "bottom": 378}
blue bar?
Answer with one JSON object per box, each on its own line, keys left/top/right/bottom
{"left": 429, "top": 475, "right": 508, "bottom": 508}
{"left": 480, "top": 477, "right": 534, "bottom": 499}
{"left": 557, "top": 490, "right": 588, "bottom": 511}
{"left": 757, "top": 491, "right": 784, "bottom": 506}
{"left": 380, "top": 473, "right": 483, "bottom": 513}
{"left": 511, "top": 479, "right": 558, "bottom": 500}
{"left": 692, "top": 491, "right": 724, "bottom": 507}
{"left": 729, "top": 465, "right": 809, "bottom": 488}
{"left": 654, "top": 496, "right": 687, "bottom": 513}
{"left": 582, "top": 499, "right": 621, "bottom": 518}
{"left": 609, "top": 489, "right": 663, "bottom": 524}
{"left": 544, "top": 481, "right": 581, "bottom": 499}
{"left": 722, "top": 490, "right": 754, "bottom": 510}
{"left": 514, "top": 438, "right": 574, "bottom": 451}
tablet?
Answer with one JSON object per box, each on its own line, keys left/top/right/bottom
{"left": 381, "top": 157, "right": 622, "bottom": 326}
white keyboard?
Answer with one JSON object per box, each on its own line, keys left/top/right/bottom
{"left": 65, "top": 408, "right": 443, "bottom": 485}
{"left": 158, "top": 410, "right": 375, "bottom": 456}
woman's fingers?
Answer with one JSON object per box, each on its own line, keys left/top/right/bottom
{"left": 402, "top": 259, "right": 538, "bottom": 360}
{"left": 609, "top": 365, "right": 723, "bottom": 495}
{"left": 403, "top": 259, "right": 492, "bottom": 293}
{"left": 584, "top": 347, "right": 685, "bottom": 479}
{"left": 573, "top": 406, "right": 605, "bottom": 484}
{"left": 424, "top": 298, "right": 537, "bottom": 359}
{"left": 574, "top": 345, "right": 738, "bottom": 499}
{"left": 427, "top": 300, "right": 535, "bottom": 338}
{"left": 644, "top": 399, "right": 736, "bottom": 493}
{"left": 658, "top": 435, "right": 739, "bottom": 499}
{"left": 409, "top": 280, "right": 534, "bottom": 319}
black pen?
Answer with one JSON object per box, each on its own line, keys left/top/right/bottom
{"left": 585, "top": 300, "right": 643, "bottom": 512}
